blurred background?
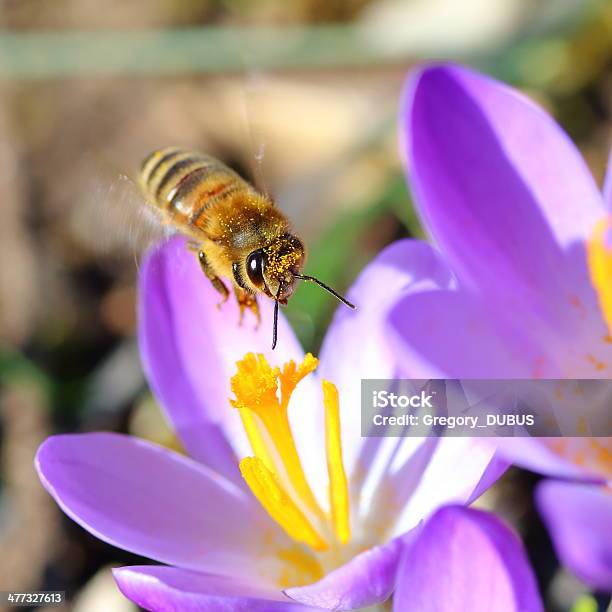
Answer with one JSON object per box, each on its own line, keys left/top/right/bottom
{"left": 0, "top": 1, "right": 611, "bottom": 610}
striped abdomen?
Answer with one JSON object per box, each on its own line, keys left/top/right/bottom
{"left": 139, "top": 147, "right": 252, "bottom": 230}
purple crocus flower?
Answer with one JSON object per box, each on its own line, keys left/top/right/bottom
{"left": 35, "top": 227, "right": 542, "bottom": 610}
{"left": 393, "top": 63, "right": 612, "bottom": 591}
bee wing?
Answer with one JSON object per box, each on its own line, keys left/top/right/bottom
{"left": 238, "top": 72, "right": 329, "bottom": 210}
{"left": 72, "top": 172, "right": 176, "bottom": 259}
{"left": 240, "top": 70, "right": 274, "bottom": 200}
{"left": 238, "top": 73, "right": 360, "bottom": 219}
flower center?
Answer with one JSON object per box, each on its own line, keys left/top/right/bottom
{"left": 587, "top": 216, "right": 612, "bottom": 335}
{"left": 230, "top": 353, "right": 351, "bottom": 555}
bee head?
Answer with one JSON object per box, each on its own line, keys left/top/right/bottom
{"left": 244, "top": 233, "right": 355, "bottom": 350}
{"left": 245, "top": 233, "right": 305, "bottom": 302}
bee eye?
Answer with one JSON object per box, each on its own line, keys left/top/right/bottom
{"left": 246, "top": 250, "right": 265, "bottom": 287}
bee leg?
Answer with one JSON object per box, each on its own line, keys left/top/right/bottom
{"left": 196, "top": 249, "right": 229, "bottom": 307}
{"left": 234, "top": 287, "right": 260, "bottom": 328}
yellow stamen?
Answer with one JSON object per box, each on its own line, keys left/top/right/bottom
{"left": 323, "top": 380, "right": 351, "bottom": 544}
{"left": 231, "top": 353, "right": 324, "bottom": 518}
{"left": 237, "top": 408, "right": 275, "bottom": 472}
{"left": 231, "top": 353, "right": 354, "bottom": 555}
{"left": 588, "top": 216, "right": 612, "bottom": 333}
{"left": 280, "top": 354, "right": 319, "bottom": 410}
{"left": 231, "top": 353, "right": 280, "bottom": 412}
{"left": 239, "top": 457, "right": 328, "bottom": 551}
{"left": 231, "top": 354, "right": 278, "bottom": 472}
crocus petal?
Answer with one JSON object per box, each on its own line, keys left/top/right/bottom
{"left": 466, "top": 455, "right": 510, "bottom": 504}
{"left": 494, "top": 438, "right": 610, "bottom": 482}
{"left": 390, "top": 439, "right": 498, "bottom": 537}
{"left": 36, "top": 433, "right": 291, "bottom": 583}
{"left": 317, "top": 239, "right": 453, "bottom": 480}
{"left": 537, "top": 480, "right": 612, "bottom": 591}
{"left": 113, "top": 566, "right": 316, "bottom": 612}
{"left": 604, "top": 149, "right": 612, "bottom": 209}
{"left": 139, "top": 237, "right": 314, "bottom": 479}
{"left": 400, "top": 64, "right": 608, "bottom": 372}
{"left": 394, "top": 506, "right": 543, "bottom": 612}
{"left": 388, "top": 287, "right": 549, "bottom": 378}
{"left": 284, "top": 536, "right": 404, "bottom": 610}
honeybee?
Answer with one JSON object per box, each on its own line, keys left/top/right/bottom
{"left": 139, "top": 147, "right": 355, "bottom": 348}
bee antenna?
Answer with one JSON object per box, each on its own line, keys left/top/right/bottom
{"left": 272, "top": 283, "right": 282, "bottom": 350}
{"left": 293, "top": 274, "right": 356, "bottom": 310}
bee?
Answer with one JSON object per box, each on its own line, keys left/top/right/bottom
{"left": 139, "top": 147, "right": 355, "bottom": 348}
